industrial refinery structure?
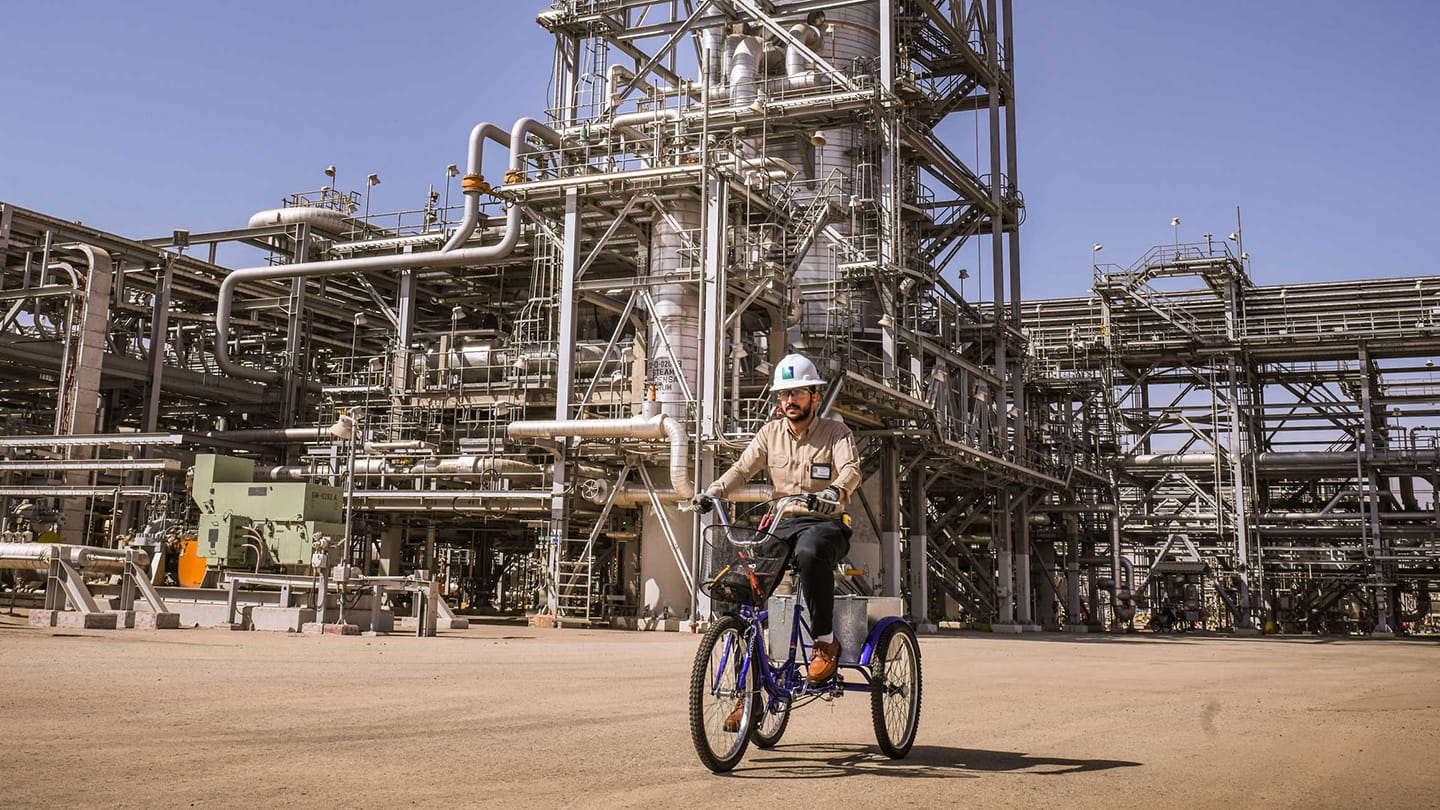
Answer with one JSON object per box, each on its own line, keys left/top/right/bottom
{"left": 1, "top": 0, "right": 1435, "bottom": 636}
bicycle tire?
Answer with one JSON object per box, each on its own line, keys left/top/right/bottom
{"left": 869, "top": 622, "right": 922, "bottom": 758}
{"left": 751, "top": 693, "right": 790, "bottom": 748}
{"left": 689, "top": 615, "right": 756, "bottom": 772}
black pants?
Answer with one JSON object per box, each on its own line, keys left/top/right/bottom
{"left": 771, "top": 516, "right": 851, "bottom": 638}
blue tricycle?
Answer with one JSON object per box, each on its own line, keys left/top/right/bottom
{"left": 688, "top": 494, "right": 923, "bottom": 773}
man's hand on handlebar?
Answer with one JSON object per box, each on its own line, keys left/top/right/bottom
{"left": 690, "top": 493, "right": 716, "bottom": 514}
{"left": 811, "top": 486, "right": 842, "bottom": 515}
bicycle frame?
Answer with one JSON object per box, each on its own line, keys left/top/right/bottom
{"left": 705, "top": 494, "right": 884, "bottom": 710}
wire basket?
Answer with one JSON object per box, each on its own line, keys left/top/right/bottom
{"left": 700, "top": 524, "right": 792, "bottom": 607}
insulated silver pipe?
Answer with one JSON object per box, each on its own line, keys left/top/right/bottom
{"left": 610, "top": 482, "right": 772, "bottom": 508}
{"left": 214, "top": 117, "right": 563, "bottom": 384}
{"left": 785, "top": 23, "right": 822, "bottom": 85}
{"left": 0, "top": 542, "right": 142, "bottom": 573}
{"left": 442, "top": 123, "right": 511, "bottom": 252}
{"left": 205, "top": 427, "right": 331, "bottom": 443}
{"left": 247, "top": 207, "right": 352, "bottom": 236}
{"left": 728, "top": 35, "right": 762, "bottom": 106}
{"left": 507, "top": 413, "right": 695, "bottom": 502}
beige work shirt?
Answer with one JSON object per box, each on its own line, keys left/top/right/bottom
{"left": 707, "top": 415, "right": 862, "bottom": 516}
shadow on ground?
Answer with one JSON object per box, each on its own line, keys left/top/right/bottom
{"left": 929, "top": 629, "right": 1440, "bottom": 646}
{"left": 730, "top": 743, "right": 1141, "bottom": 779}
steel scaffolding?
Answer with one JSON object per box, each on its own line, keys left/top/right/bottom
{"left": 1, "top": 1, "right": 1433, "bottom": 636}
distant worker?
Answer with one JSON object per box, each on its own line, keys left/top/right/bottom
{"left": 693, "top": 352, "right": 860, "bottom": 684}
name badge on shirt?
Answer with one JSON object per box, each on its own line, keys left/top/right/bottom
{"left": 811, "top": 463, "right": 832, "bottom": 481}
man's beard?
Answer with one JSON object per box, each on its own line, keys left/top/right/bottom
{"left": 783, "top": 401, "right": 812, "bottom": 422}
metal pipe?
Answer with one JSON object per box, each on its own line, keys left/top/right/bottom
{"left": 785, "top": 23, "right": 822, "bottom": 85}
{"left": 204, "top": 427, "right": 331, "bottom": 443}
{"left": 1040, "top": 503, "right": 1117, "bottom": 514}
{"left": 728, "top": 35, "right": 762, "bottom": 106}
{"left": 213, "top": 117, "right": 563, "bottom": 385}
{"left": 442, "top": 123, "right": 511, "bottom": 252}
{"left": 1126, "top": 451, "right": 1440, "bottom": 471}
{"left": 609, "top": 482, "right": 771, "bottom": 508}
{"left": 507, "top": 413, "right": 695, "bottom": 502}
{"left": 0, "top": 542, "right": 142, "bottom": 573}
{"left": 247, "top": 207, "right": 353, "bottom": 237}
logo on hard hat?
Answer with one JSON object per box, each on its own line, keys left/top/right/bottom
{"left": 781, "top": 366, "right": 795, "bottom": 380}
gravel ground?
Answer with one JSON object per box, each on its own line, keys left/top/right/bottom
{"left": 2, "top": 611, "right": 1436, "bottom": 809}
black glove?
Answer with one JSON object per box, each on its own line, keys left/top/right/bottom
{"left": 691, "top": 493, "right": 715, "bottom": 514}
{"left": 813, "top": 486, "right": 842, "bottom": 515}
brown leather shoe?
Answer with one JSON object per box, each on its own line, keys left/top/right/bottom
{"left": 722, "top": 698, "right": 746, "bottom": 733}
{"left": 807, "top": 639, "right": 841, "bottom": 682}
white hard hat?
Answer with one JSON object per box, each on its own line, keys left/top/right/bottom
{"left": 771, "top": 353, "right": 826, "bottom": 392}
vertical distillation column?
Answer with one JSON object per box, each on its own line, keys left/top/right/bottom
{"left": 773, "top": 0, "right": 899, "bottom": 598}
{"left": 638, "top": 198, "right": 701, "bottom": 619}
{"left": 791, "top": 4, "right": 882, "bottom": 341}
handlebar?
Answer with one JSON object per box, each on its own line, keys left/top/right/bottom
{"left": 705, "top": 493, "right": 837, "bottom": 546}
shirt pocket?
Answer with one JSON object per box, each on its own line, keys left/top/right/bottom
{"left": 771, "top": 444, "right": 792, "bottom": 466}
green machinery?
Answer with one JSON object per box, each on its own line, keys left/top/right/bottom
{"left": 190, "top": 454, "right": 345, "bottom": 569}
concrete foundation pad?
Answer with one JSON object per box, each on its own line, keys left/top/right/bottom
{"left": 1063, "top": 624, "right": 1094, "bottom": 633}
{"left": 395, "top": 615, "right": 468, "bottom": 631}
{"left": 169, "top": 602, "right": 249, "bottom": 629}
{"left": 134, "top": 612, "right": 181, "bottom": 630}
{"left": 251, "top": 606, "right": 315, "bottom": 633}
{"left": 990, "top": 623, "right": 1024, "bottom": 634}
{"left": 112, "top": 611, "right": 136, "bottom": 628}
{"left": 1022, "top": 624, "right": 1043, "bottom": 633}
{"left": 913, "top": 621, "right": 940, "bottom": 634}
{"left": 1233, "top": 627, "right": 1260, "bottom": 636}
{"left": 55, "top": 611, "right": 117, "bottom": 630}
{"left": 28, "top": 610, "right": 58, "bottom": 627}
{"left": 527, "top": 614, "right": 556, "bottom": 629}
{"left": 217, "top": 622, "right": 248, "bottom": 631}
{"left": 609, "top": 616, "right": 684, "bottom": 631}
{"left": 301, "top": 622, "right": 359, "bottom": 635}
{"left": 1371, "top": 631, "right": 1397, "bottom": 638}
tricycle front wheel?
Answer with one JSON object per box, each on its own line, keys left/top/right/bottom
{"left": 689, "top": 615, "right": 756, "bottom": 772}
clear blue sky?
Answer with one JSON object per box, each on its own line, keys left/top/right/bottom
{"left": 2, "top": 1, "right": 1436, "bottom": 298}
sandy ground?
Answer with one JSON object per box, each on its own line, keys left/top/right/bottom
{"left": 1, "top": 611, "right": 1437, "bottom": 809}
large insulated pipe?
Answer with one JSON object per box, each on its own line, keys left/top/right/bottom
{"left": 1126, "top": 451, "right": 1440, "bottom": 472}
{"left": 610, "top": 482, "right": 772, "bottom": 508}
{"left": 0, "top": 542, "right": 141, "bottom": 574}
{"left": 248, "top": 207, "right": 347, "bottom": 236}
{"left": 650, "top": 198, "right": 701, "bottom": 420}
{"left": 442, "top": 123, "right": 511, "bottom": 252}
{"left": 204, "top": 426, "right": 331, "bottom": 443}
{"left": 728, "top": 35, "right": 762, "bottom": 106}
{"left": 785, "top": 23, "right": 823, "bottom": 85}
{"left": 506, "top": 413, "right": 695, "bottom": 501}
{"left": 699, "top": 27, "right": 725, "bottom": 88}
{"left": 214, "top": 117, "right": 562, "bottom": 385}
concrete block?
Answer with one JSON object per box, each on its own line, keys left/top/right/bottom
{"left": 29, "top": 610, "right": 58, "bottom": 627}
{"left": 528, "top": 613, "right": 556, "bottom": 629}
{"left": 361, "top": 609, "right": 394, "bottom": 634}
{"left": 169, "top": 601, "right": 251, "bottom": 629}
{"left": 1063, "top": 624, "right": 1094, "bottom": 633}
{"left": 134, "top": 612, "right": 182, "bottom": 630}
{"left": 112, "top": 611, "right": 136, "bottom": 628}
{"left": 301, "top": 622, "right": 359, "bottom": 635}
{"left": 636, "top": 616, "right": 681, "bottom": 632}
{"left": 55, "top": 611, "right": 117, "bottom": 630}
{"left": 217, "top": 622, "right": 248, "bottom": 631}
{"left": 990, "top": 623, "right": 1024, "bottom": 634}
{"left": 396, "top": 615, "right": 469, "bottom": 631}
{"left": 251, "top": 606, "right": 315, "bottom": 633}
